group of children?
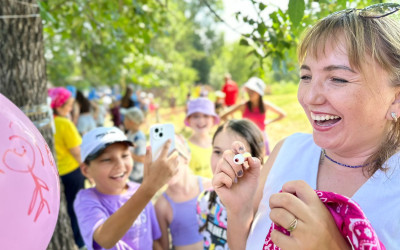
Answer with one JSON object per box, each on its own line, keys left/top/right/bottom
{"left": 64, "top": 76, "right": 286, "bottom": 250}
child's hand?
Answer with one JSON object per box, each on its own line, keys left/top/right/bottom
{"left": 142, "top": 140, "right": 179, "bottom": 194}
{"left": 212, "top": 141, "right": 261, "bottom": 214}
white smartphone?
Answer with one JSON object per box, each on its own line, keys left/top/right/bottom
{"left": 149, "top": 123, "right": 175, "bottom": 161}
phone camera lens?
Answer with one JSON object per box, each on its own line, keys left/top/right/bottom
{"left": 159, "top": 133, "right": 163, "bottom": 137}
{"left": 155, "top": 128, "right": 159, "bottom": 133}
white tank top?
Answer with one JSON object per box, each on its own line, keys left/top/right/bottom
{"left": 246, "top": 133, "right": 400, "bottom": 250}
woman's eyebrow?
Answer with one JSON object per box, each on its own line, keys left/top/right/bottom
{"left": 300, "top": 64, "right": 356, "bottom": 73}
{"left": 323, "top": 65, "right": 356, "bottom": 73}
{"left": 300, "top": 64, "right": 310, "bottom": 70}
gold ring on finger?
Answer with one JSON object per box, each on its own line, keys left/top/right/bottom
{"left": 287, "top": 218, "right": 298, "bottom": 232}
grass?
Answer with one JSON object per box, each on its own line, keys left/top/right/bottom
{"left": 266, "top": 84, "right": 312, "bottom": 149}
{"left": 143, "top": 83, "right": 312, "bottom": 151}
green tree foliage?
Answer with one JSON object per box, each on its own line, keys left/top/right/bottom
{"left": 40, "top": 0, "right": 165, "bottom": 87}
{"left": 39, "top": 0, "right": 384, "bottom": 92}
{"left": 209, "top": 42, "right": 259, "bottom": 88}
{"left": 39, "top": 0, "right": 222, "bottom": 90}
{"left": 235, "top": 0, "right": 384, "bottom": 80}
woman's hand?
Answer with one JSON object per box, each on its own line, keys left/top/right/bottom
{"left": 212, "top": 141, "right": 262, "bottom": 214}
{"left": 269, "top": 180, "right": 351, "bottom": 250}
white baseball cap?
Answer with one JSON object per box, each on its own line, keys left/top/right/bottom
{"left": 244, "top": 77, "right": 266, "bottom": 97}
{"left": 81, "top": 127, "right": 133, "bottom": 162}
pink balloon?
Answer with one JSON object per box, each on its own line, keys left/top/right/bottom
{"left": 0, "top": 93, "right": 60, "bottom": 249}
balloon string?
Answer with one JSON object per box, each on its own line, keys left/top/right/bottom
{"left": 19, "top": 102, "right": 54, "bottom": 131}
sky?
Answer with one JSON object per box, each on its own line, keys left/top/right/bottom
{"left": 221, "top": 0, "right": 289, "bottom": 42}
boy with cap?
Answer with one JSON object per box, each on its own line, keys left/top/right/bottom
{"left": 123, "top": 107, "right": 146, "bottom": 183}
{"left": 73, "top": 126, "right": 179, "bottom": 250}
{"left": 184, "top": 97, "right": 220, "bottom": 179}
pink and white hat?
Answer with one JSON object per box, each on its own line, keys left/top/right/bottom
{"left": 184, "top": 97, "right": 220, "bottom": 126}
{"left": 48, "top": 87, "right": 72, "bottom": 109}
{"left": 244, "top": 77, "right": 266, "bottom": 97}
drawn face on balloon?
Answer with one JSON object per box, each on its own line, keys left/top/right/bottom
{"left": 0, "top": 93, "right": 60, "bottom": 249}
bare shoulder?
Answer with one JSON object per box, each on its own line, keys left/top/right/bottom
{"left": 154, "top": 195, "right": 170, "bottom": 214}
{"left": 155, "top": 194, "right": 174, "bottom": 223}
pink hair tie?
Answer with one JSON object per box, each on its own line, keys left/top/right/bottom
{"left": 263, "top": 190, "right": 385, "bottom": 250}
{"left": 48, "top": 87, "right": 72, "bottom": 109}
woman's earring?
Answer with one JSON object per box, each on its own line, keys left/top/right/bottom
{"left": 391, "top": 112, "right": 398, "bottom": 122}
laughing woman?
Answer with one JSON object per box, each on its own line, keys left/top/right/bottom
{"left": 212, "top": 3, "right": 400, "bottom": 249}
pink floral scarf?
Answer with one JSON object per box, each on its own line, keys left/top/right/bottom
{"left": 263, "top": 190, "right": 385, "bottom": 250}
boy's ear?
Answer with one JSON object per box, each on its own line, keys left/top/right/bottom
{"left": 80, "top": 162, "right": 94, "bottom": 185}
{"left": 80, "top": 162, "right": 91, "bottom": 179}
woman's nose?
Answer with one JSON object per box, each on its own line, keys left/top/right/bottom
{"left": 301, "top": 79, "right": 325, "bottom": 105}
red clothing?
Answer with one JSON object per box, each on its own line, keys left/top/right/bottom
{"left": 242, "top": 105, "right": 266, "bottom": 131}
{"left": 242, "top": 105, "right": 270, "bottom": 155}
{"left": 222, "top": 80, "right": 238, "bottom": 106}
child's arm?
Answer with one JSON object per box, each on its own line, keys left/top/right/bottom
{"left": 130, "top": 138, "right": 146, "bottom": 163}
{"left": 69, "top": 146, "right": 81, "bottom": 165}
{"left": 130, "top": 152, "right": 146, "bottom": 163}
{"left": 153, "top": 240, "right": 163, "bottom": 250}
{"left": 154, "top": 196, "right": 171, "bottom": 250}
{"left": 263, "top": 101, "right": 286, "bottom": 125}
{"left": 93, "top": 141, "right": 179, "bottom": 249}
{"left": 220, "top": 103, "right": 244, "bottom": 121}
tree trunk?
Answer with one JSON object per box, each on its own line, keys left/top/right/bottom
{"left": 0, "top": 1, "right": 77, "bottom": 249}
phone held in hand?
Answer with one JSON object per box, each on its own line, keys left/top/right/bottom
{"left": 149, "top": 123, "right": 175, "bottom": 161}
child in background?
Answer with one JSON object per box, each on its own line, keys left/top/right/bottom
{"left": 49, "top": 87, "right": 85, "bottom": 248}
{"left": 220, "top": 77, "right": 286, "bottom": 155}
{"left": 214, "top": 90, "right": 226, "bottom": 116}
{"left": 110, "top": 96, "right": 122, "bottom": 128}
{"left": 197, "top": 119, "right": 265, "bottom": 249}
{"left": 123, "top": 107, "right": 147, "bottom": 183}
{"left": 74, "top": 126, "right": 179, "bottom": 250}
{"left": 155, "top": 135, "right": 212, "bottom": 250}
{"left": 185, "top": 97, "right": 220, "bottom": 179}
{"left": 75, "top": 90, "right": 97, "bottom": 136}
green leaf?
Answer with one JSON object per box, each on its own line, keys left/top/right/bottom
{"left": 239, "top": 38, "right": 249, "bottom": 46}
{"left": 257, "top": 22, "right": 267, "bottom": 37}
{"left": 288, "top": 0, "right": 305, "bottom": 28}
{"left": 259, "top": 3, "right": 267, "bottom": 11}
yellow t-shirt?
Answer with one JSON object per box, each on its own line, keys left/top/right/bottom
{"left": 54, "top": 116, "right": 82, "bottom": 176}
{"left": 188, "top": 140, "right": 213, "bottom": 179}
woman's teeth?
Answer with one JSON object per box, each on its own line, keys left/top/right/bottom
{"left": 311, "top": 113, "right": 340, "bottom": 121}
